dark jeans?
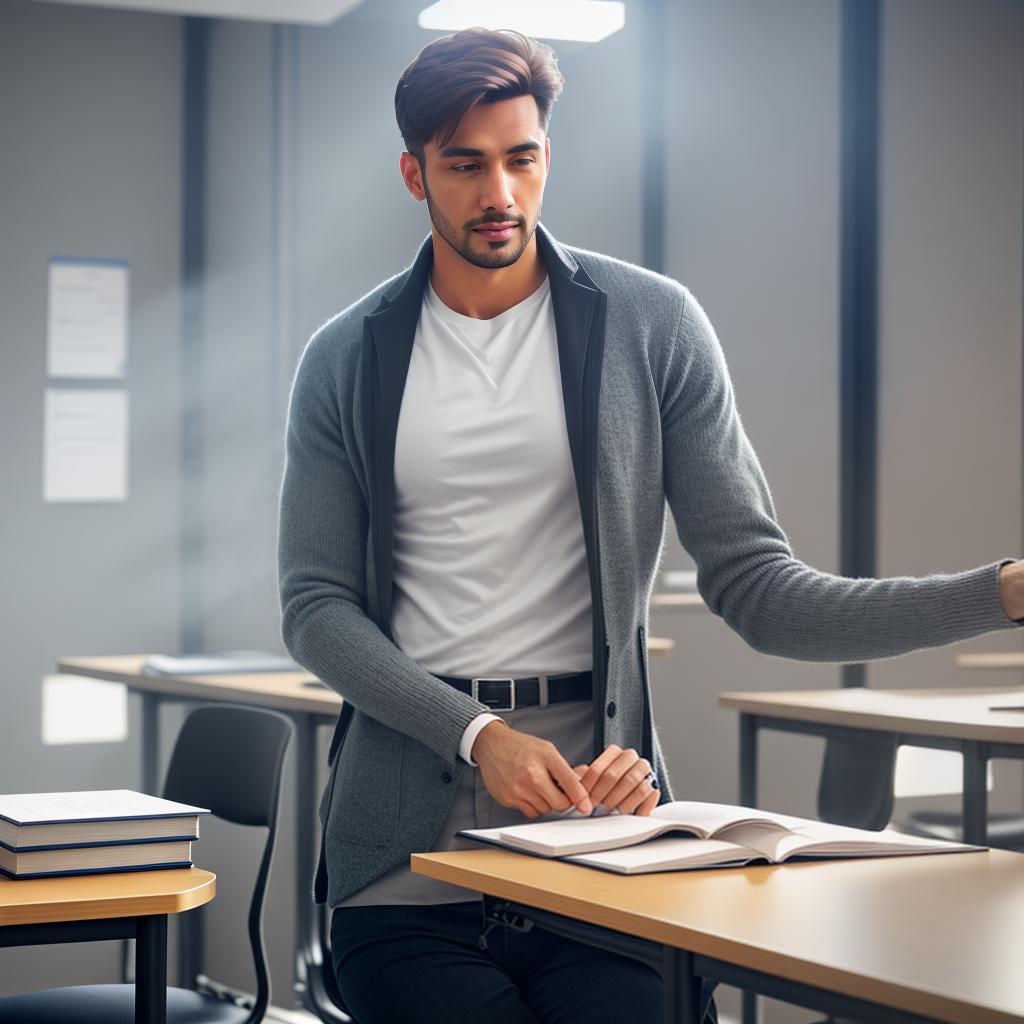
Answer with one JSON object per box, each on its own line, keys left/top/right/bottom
{"left": 331, "top": 900, "right": 718, "bottom": 1024}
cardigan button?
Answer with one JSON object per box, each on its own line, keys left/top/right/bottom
{"left": 606, "top": 701, "right": 617, "bottom": 719}
{"left": 441, "top": 771, "right": 453, "bottom": 784}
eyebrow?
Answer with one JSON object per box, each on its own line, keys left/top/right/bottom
{"left": 438, "top": 140, "right": 542, "bottom": 158}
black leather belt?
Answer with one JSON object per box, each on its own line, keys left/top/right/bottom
{"left": 436, "top": 671, "right": 593, "bottom": 712}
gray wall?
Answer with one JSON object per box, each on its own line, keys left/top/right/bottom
{"left": 0, "top": 0, "right": 184, "bottom": 994}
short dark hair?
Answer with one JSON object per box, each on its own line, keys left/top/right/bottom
{"left": 395, "top": 27, "right": 565, "bottom": 165}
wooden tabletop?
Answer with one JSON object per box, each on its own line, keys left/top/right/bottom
{"left": 58, "top": 647, "right": 677, "bottom": 710}
{"left": 957, "top": 653, "right": 1024, "bottom": 670}
{"left": 0, "top": 867, "right": 216, "bottom": 928}
{"left": 412, "top": 848, "right": 1024, "bottom": 1024}
{"left": 58, "top": 655, "right": 342, "bottom": 716}
{"left": 717, "top": 687, "right": 1024, "bottom": 744}
{"left": 650, "top": 592, "right": 706, "bottom": 610}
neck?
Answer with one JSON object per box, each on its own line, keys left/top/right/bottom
{"left": 429, "top": 227, "right": 547, "bottom": 320}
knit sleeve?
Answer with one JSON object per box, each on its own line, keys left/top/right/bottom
{"left": 277, "top": 338, "right": 488, "bottom": 763}
{"left": 659, "top": 287, "right": 1019, "bottom": 662}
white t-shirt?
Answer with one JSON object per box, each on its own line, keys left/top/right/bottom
{"left": 392, "top": 274, "right": 593, "bottom": 756}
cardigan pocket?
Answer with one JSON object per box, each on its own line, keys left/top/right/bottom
{"left": 329, "top": 713, "right": 404, "bottom": 848}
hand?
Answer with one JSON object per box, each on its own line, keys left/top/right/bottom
{"left": 998, "top": 560, "right": 1024, "bottom": 621}
{"left": 471, "top": 720, "right": 594, "bottom": 819}
{"left": 573, "top": 744, "right": 660, "bottom": 816}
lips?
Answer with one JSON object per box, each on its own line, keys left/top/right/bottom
{"left": 473, "top": 223, "right": 519, "bottom": 241}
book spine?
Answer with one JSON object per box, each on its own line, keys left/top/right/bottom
{"left": 1, "top": 835, "right": 199, "bottom": 853}
{"left": 0, "top": 861, "right": 193, "bottom": 880}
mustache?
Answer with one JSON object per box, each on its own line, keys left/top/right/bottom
{"left": 468, "top": 215, "right": 523, "bottom": 229}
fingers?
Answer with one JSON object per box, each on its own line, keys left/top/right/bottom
{"left": 548, "top": 756, "right": 594, "bottom": 815}
{"left": 636, "top": 787, "right": 660, "bottom": 816}
{"left": 576, "top": 743, "right": 624, "bottom": 798}
{"left": 515, "top": 795, "right": 547, "bottom": 820}
{"left": 578, "top": 745, "right": 657, "bottom": 814}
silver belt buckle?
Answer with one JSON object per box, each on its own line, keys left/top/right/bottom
{"left": 471, "top": 677, "right": 516, "bottom": 711}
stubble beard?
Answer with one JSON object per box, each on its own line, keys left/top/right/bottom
{"left": 423, "top": 175, "right": 538, "bottom": 270}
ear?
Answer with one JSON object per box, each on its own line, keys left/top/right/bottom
{"left": 400, "top": 152, "right": 426, "bottom": 202}
{"left": 544, "top": 136, "right": 551, "bottom": 174}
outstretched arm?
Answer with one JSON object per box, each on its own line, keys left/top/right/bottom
{"left": 658, "top": 287, "right": 1021, "bottom": 662}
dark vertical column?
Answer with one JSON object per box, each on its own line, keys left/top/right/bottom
{"left": 839, "top": 0, "right": 881, "bottom": 688}
{"left": 181, "top": 17, "right": 208, "bottom": 655}
{"left": 641, "top": 0, "right": 666, "bottom": 274}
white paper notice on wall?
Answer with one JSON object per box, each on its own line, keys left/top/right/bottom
{"left": 47, "top": 257, "right": 128, "bottom": 378}
{"left": 43, "top": 389, "right": 129, "bottom": 503}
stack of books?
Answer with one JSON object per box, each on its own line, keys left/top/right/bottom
{"left": 460, "top": 800, "right": 984, "bottom": 875}
{"left": 0, "top": 790, "right": 210, "bottom": 880}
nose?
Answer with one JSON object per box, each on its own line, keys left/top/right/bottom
{"left": 479, "top": 164, "right": 515, "bottom": 215}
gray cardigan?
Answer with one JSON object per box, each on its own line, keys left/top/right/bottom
{"left": 278, "top": 224, "right": 1017, "bottom": 907}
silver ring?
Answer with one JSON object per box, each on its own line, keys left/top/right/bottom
{"left": 644, "top": 770, "right": 658, "bottom": 789}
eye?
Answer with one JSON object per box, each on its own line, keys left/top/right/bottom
{"left": 513, "top": 157, "right": 535, "bottom": 166}
{"left": 452, "top": 163, "right": 479, "bottom": 173}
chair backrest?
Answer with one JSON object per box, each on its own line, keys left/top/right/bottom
{"left": 162, "top": 704, "right": 293, "bottom": 1024}
{"left": 816, "top": 733, "right": 897, "bottom": 830}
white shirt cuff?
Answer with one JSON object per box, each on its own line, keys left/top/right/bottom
{"left": 459, "top": 713, "right": 502, "bottom": 766}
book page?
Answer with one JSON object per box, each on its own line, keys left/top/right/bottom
{"left": 734, "top": 821, "right": 981, "bottom": 861}
{"left": 0, "top": 790, "right": 209, "bottom": 825}
{"left": 651, "top": 801, "right": 802, "bottom": 836}
{"left": 494, "top": 814, "right": 684, "bottom": 856}
{"left": 565, "top": 838, "right": 758, "bottom": 874}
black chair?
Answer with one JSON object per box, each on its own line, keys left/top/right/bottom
{"left": 902, "top": 809, "right": 1024, "bottom": 846}
{"left": 816, "top": 733, "right": 898, "bottom": 831}
{"left": 818, "top": 732, "right": 1024, "bottom": 847}
{"left": 0, "top": 703, "right": 293, "bottom": 1024}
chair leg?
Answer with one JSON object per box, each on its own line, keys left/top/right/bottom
{"left": 121, "top": 937, "right": 135, "bottom": 984}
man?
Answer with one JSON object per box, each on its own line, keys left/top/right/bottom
{"left": 278, "top": 27, "right": 1024, "bottom": 1024}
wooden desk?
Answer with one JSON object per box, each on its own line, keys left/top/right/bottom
{"left": 718, "top": 687, "right": 1024, "bottom": 846}
{"left": 957, "top": 652, "right": 1024, "bottom": 671}
{"left": 57, "top": 649, "right": 676, "bottom": 1021}
{"left": 0, "top": 867, "right": 215, "bottom": 1024}
{"left": 650, "top": 592, "right": 706, "bottom": 610}
{"left": 412, "top": 847, "right": 1024, "bottom": 1024}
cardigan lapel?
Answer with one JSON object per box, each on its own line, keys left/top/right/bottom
{"left": 362, "top": 234, "right": 433, "bottom": 634}
{"left": 362, "top": 225, "right": 608, "bottom": 734}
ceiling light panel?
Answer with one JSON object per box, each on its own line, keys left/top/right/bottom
{"left": 418, "top": 0, "right": 626, "bottom": 43}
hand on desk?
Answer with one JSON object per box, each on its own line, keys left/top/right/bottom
{"left": 472, "top": 720, "right": 594, "bottom": 820}
{"left": 573, "top": 744, "right": 660, "bottom": 817}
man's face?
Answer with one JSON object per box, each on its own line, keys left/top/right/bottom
{"left": 403, "top": 94, "right": 551, "bottom": 270}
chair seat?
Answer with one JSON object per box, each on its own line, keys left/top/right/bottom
{"left": 0, "top": 984, "right": 255, "bottom": 1024}
{"left": 903, "top": 811, "right": 1024, "bottom": 847}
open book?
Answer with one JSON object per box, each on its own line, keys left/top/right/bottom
{"left": 459, "top": 801, "right": 982, "bottom": 875}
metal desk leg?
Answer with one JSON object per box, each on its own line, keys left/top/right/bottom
{"left": 141, "top": 692, "right": 160, "bottom": 796}
{"left": 739, "top": 714, "right": 761, "bottom": 1024}
{"left": 123, "top": 693, "right": 163, "bottom": 986}
{"left": 739, "top": 714, "right": 758, "bottom": 808}
{"left": 962, "top": 740, "right": 989, "bottom": 845}
{"left": 135, "top": 914, "right": 168, "bottom": 1024}
{"left": 663, "top": 947, "right": 703, "bottom": 1024}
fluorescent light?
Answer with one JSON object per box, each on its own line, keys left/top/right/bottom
{"left": 418, "top": 0, "right": 625, "bottom": 43}
{"left": 27, "top": 0, "right": 364, "bottom": 26}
